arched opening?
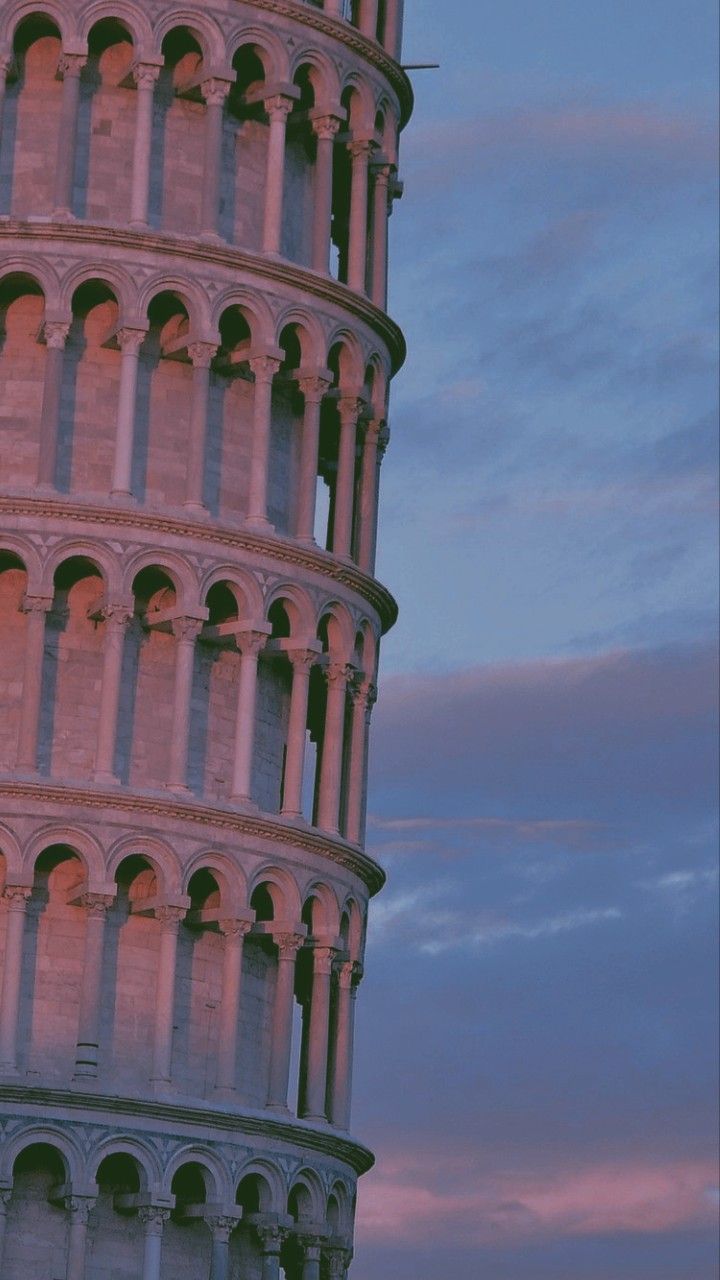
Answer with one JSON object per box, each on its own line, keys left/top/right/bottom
{"left": 87, "top": 1153, "right": 145, "bottom": 1277}
{"left": 57, "top": 280, "right": 120, "bottom": 494}
{"left": 18, "top": 845, "right": 86, "bottom": 1077}
{"left": 106, "top": 853, "right": 162, "bottom": 1088}
{"left": 233, "top": 1172, "right": 275, "bottom": 1275}
{"left": 124, "top": 566, "right": 178, "bottom": 788}
{"left": 136, "top": 292, "right": 191, "bottom": 505}
{"left": 153, "top": 28, "right": 205, "bottom": 233}
{"left": 38, "top": 556, "right": 105, "bottom": 778}
{"left": 165, "top": 1162, "right": 212, "bottom": 1274}
{"left": 78, "top": 19, "right": 135, "bottom": 222}
{"left": 1, "top": 17, "right": 64, "bottom": 217}
{"left": 3, "top": 1143, "right": 69, "bottom": 1273}
{"left": 0, "top": 549, "right": 29, "bottom": 768}
{"left": 0, "top": 273, "right": 45, "bottom": 485}
{"left": 225, "top": 45, "right": 269, "bottom": 249}
{"left": 174, "top": 869, "right": 226, "bottom": 1094}
{"left": 209, "top": 306, "right": 254, "bottom": 519}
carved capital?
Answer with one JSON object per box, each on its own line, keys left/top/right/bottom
{"left": 325, "top": 661, "right": 353, "bottom": 688}
{"left": 235, "top": 629, "right": 268, "bottom": 659}
{"left": 256, "top": 1222, "right": 288, "bottom": 1253}
{"left": 58, "top": 52, "right": 86, "bottom": 80}
{"left": 116, "top": 327, "right": 146, "bottom": 356}
{"left": 287, "top": 647, "right": 319, "bottom": 676}
{"left": 2, "top": 885, "right": 31, "bottom": 909}
{"left": 311, "top": 113, "right": 343, "bottom": 142}
{"left": 296, "top": 1230, "right": 326, "bottom": 1258}
{"left": 274, "top": 932, "right": 305, "bottom": 960}
{"left": 201, "top": 77, "right": 232, "bottom": 107}
{"left": 155, "top": 905, "right": 186, "bottom": 928}
{"left": 43, "top": 320, "right": 71, "bottom": 351}
{"left": 188, "top": 341, "right": 218, "bottom": 370}
{"left": 349, "top": 677, "right": 377, "bottom": 711}
{"left": 297, "top": 373, "right": 332, "bottom": 404}
{"left": 132, "top": 62, "right": 161, "bottom": 90}
{"left": 312, "top": 946, "right": 337, "bottom": 977}
{"left": 264, "top": 93, "right": 295, "bottom": 121}
{"left": 371, "top": 161, "right": 394, "bottom": 188}
{"left": 0, "top": 1188, "right": 11, "bottom": 1213}
{"left": 337, "top": 395, "right": 365, "bottom": 426}
{"left": 100, "top": 602, "right": 134, "bottom": 630}
{"left": 249, "top": 354, "right": 282, "bottom": 383}
{"left": 79, "top": 892, "right": 114, "bottom": 919}
{"left": 207, "top": 1213, "right": 239, "bottom": 1242}
{"left": 325, "top": 1246, "right": 353, "bottom": 1279}
{"left": 348, "top": 137, "right": 375, "bottom": 163}
{"left": 219, "top": 918, "right": 253, "bottom": 940}
{"left": 65, "top": 1194, "right": 95, "bottom": 1223}
{"left": 172, "top": 616, "right": 203, "bottom": 644}
{"left": 22, "top": 594, "right": 52, "bottom": 617}
{"left": 336, "top": 959, "right": 363, "bottom": 990}
{"left": 138, "top": 1205, "right": 170, "bottom": 1234}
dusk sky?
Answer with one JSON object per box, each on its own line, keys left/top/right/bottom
{"left": 350, "top": 2, "right": 719, "bottom": 1277}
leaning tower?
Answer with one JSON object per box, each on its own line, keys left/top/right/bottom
{"left": 0, "top": 0, "right": 410, "bottom": 1274}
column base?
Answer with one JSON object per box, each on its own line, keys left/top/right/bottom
{"left": 183, "top": 501, "right": 209, "bottom": 517}
{"left": 243, "top": 516, "right": 275, "bottom": 535}
{"left": 109, "top": 488, "right": 135, "bottom": 504}
{"left": 265, "top": 1102, "right": 292, "bottom": 1117}
{"left": 299, "top": 1112, "right": 329, "bottom": 1126}
{"left": 94, "top": 771, "right": 120, "bottom": 787}
{"left": 165, "top": 783, "right": 191, "bottom": 796}
{"left": 211, "top": 1085, "right": 237, "bottom": 1104}
{"left": 230, "top": 794, "right": 259, "bottom": 811}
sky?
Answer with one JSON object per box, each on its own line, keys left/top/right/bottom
{"left": 350, "top": 2, "right": 719, "bottom": 1277}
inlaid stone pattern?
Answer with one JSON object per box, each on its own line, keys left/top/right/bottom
{"left": 0, "top": 0, "right": 409, "bottom": 1275}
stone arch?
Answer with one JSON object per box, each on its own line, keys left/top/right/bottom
{"left": 43, "top": 540, "right": 119, "bottom": 597}
{"left": 200, "top": 565, "right": 265, "bottom": 622}
{"left": 123, "top": 548, "right": 198, "bottom": 609}
{"left": 340, "top": 73, "right": 375, "bottom": 134}
{"left": 59, "top": 261, "right": 137, "bottom": 322}
{"left": 317, "top": 600, "right": 355, "bottom": 661}
{"left": 87, "top": 1135, "right": 160, "bottom": 1192}
{"left": 139, "top": 277, "right": 208, "bottom": 334}
{"left": 249, "top": 865, "right": 302, "bottom": 922}
{"left": 326, "top": 1178, "right": 352, "bottom": 1234}
{"left": 212, "top": 289, "right": 274, "bottom": 350}
{"left": 227, "top": 25, "right": 288, "bottom": 83}
{"left": 163, "top": 1147, "right": 229, "bottom": 1202}
{"left": 235, "top": 1158, "right": 287, "bottom": 1213}
{"left": 22, "top": 825, "right": 108, "bottom": 891}
{"left": 2, "top": 1, "right": 69, "bottom": 47}
{"left": 1, "top": 1126, "right": 83, "bottom": 1185}
{"left": 287, "top": 1166, "right": 325, "bottom": 1222}
{"left": 0, "top": 258, "right": 58, "bottom": 308}
{"left": 77, "top": 0, "right": 152, "bottom": 52}
{"left": 107, "top": 834, "right": 183, "bottom": 899}
{"left": 289, "top": 47, "right": 341, "bottom": 109}
{"left": 276, "top": 306, "right": 326, "bottom": 369}
{"left": 301, "top": 880, "right": 341, "bottom": 937}
{"left": 327, "top": 328, "right": 365, "bottom": 390}
{"left": 0, "top": 535, "right": 43, "bottom": 594}
{"left": 339, "top": 895, "right": 364, "bottom": 960}
{"left": 354, "top": 618, "right": 378, "bottom": 677}
{"left": 264, "top": 582, "right": 316, "bottom": 641}
{"left": 183, "top": 851, "right": 249, "bottom": 915}
{"left": 0, "top": 822, "right": 25, "bottom": 884}
{"left": 364, "top": 352, "right": 388, "bottom": 414}
{"left": 151, "top": 8, "right": 224, "bottom": 65}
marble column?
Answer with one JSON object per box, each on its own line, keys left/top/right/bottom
{"left": 110, "top": 327, "right": 147, "bottom": 497}
{"left": 310, "top": 114, "right": 342, "bottom": 273}
{"left": 370, "top": 162, "right": 392, "bottom": 308}
{"left": 230, "top": 630, "right": 268, "bottom": 804}
{"left": 37, "top": 320, "right": 70, "bottom": 487}
{"left": 0, "top": 1189, "right": 12, "bottom": 1272}
{"left": 73, "top": 894, "right": 113, "bottom": 1079}
{"left": 16, "top": 595, "right": 52, "bottom": 771}
{"left": 316, "top": 663, "right": 350, "bottom": 834}
{"left": 207, "top": 1214, "right": 238, "bottom": 1280}
{"left": 345, "top": 679, "right": 376, "bottom": 844}
{"left": 139, "top": 1207, "right": 170, "bottom": 1280}
{"left": 200, "top": 78, "right": 232, "bottom": 238}
{"left": 167, "top": 617, "right": 203, "bottom": 790}
{"left": 150, "top": 908, "right": 185, "bottom": 1085}
{"left": 358, "top": 0, "right": 379, "bottom": 38}
{"left": 356, "top": 418, "right": 385, "bottom": 573}
{"left": 53, "top": 52, "right": 86, "bottom": 217}
{"left": 301, "top": 947, "right": 336, "bottom": 1122}
{"left": 325, "top": 1245, "right": 352, "bottom": 1280}
{"left": 94, "top": 603, "right": 133, "bottom": 783}
{"left": 262, "top": 94, "right": 295, "bottom": 254}
{"left": 280, "top": 649, "right": 317, "bottom": 819}
{"left": 246, "top": 353, "right": 281, "bottom": 531}
{"left": 330, "top": 961, "right": 361, "bottom": 1129}
{"left": 347, "top": 140, "right": 373, "bottom": 292}
{"left": 0, "top": 886, "right": 31, "bottom": 1072}
{"left": 332, "top": 396, "right": 363, "bottom": 559}
{"left": 184, "top": 341, "right": 219, "bottom": 512}
{"left": 0, "top": 54, "right": 12, "bottom": 153}
{"left": 256, "top": 1223, "right": 288, "bottom": 1280}
{"left": 267, "top": 932, "right": 304, "bottom": 1109}
{"left": 65, "top": 1195, "right": 95, "bottom": 1280}
{"left": 130, "top": 62, "right": 161, "bottom": 227}
{"left": 296, "top": 1233, "right": 324, "bottom": 1280}
{"left": 295, "top": 374, "right": 331, "bottom": 543}
{"left": 214, "top": 920, "right": 252, "bottom": 1095}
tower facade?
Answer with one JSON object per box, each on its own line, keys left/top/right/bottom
{"left": 0, "top": 1, "right": 409, "bottom": 1275}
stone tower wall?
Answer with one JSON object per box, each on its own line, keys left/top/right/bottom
{"left": 0, "top": 0, "right": 410, "bottom": 1276}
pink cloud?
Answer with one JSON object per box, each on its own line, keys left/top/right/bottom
{"left": 356, "top": 1154, "right": 719, "bottom": 1247}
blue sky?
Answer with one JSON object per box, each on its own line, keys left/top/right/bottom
{"left": 350, "top": 2, "right": 719, "bottom": 1277}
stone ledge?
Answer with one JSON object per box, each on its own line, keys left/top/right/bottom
{"left": 0, "top": 494, "right": 398, "bottom": 634}
{"left": 0, "top": 1083, "right": 375, "bottom": 1175}
{"left": 0, "top": 221, "right": 407, "bottom": 372}
{"left": 0, "top": 779, "right": 386, "bottom": 896}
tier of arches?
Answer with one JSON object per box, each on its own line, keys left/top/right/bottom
{"left": 0, "top": 822, "right": 366, "bottom": 1129}
{"left": 0, "top": 542, "right": 379, "bottom": 841}
{"left": 0, "top": 267, "right": 389, "bottom": 567}
{"left": 0, "top": 1129, "right": 354, "bottom": 1279}
{"left": 0, "top": 5, "right": 401, "bottom": 301}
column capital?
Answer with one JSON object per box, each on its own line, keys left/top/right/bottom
{"left": 310, "top": 111, "right": 344, "bottom": 142}
{"left": 273, "top": 930, "right": 306, "bottom": 959}
{"left": 295, "top": 1228, "right": 328, "bottom": 1256}
{"left": 138, "top": 1205, "right": 171, "bottom": 1233}
{"left": 349, "top": 676, "right": 377, "bottom": 710}
{"left": 336, "top": 958, "right": 363, "bottom": 990}
{"left": 78, "top": 892, "right": 114, "bottom": 918}
{"left": 58, "top": 51, "right": 86, "bottom": 79}
{"left": 235, "top": 628, "right": 269, "bottom": 658}
{"left": 325, "top": 660, "right": 353, "bottom": 687}
{"left": 171, "top": 616, "right": 204, "bottom": 644}
{"left": 370, "top": 158, "right": 394, "bottom": 184}
{"left": 21, "top": 593, "right": 53, "bottom": 616}
{"left": 100, "top": 600, "right": 134, "bottom": 628}
{"left": 64, "top": 1193, "right": 96, "bottom": 1223}
{"left": 155, "top": 904, "right": 187, "bottom": 928}
{"left": 42, "top": 319, "right": 71, "bottom": 350}
{"left": 264, "top": 92, "right": 296, "bottom": 121}
{"left": 297, "top": 371, "right": 333, "bottom": 403}
{"left": 116, "top": 325, "right": 147, "bottom": 355}
{"left": 311, "top": 945, "right": 338, "bottom": 977}
{"left": 218, "top": 917, "right": 253, "bottom": 939}
{"left": 325, "top": 1244, "right": 353, "bottom": 1279}
{"left": 201, "top": 76, "right": 232, "bottom": 106}
{"left": 2, "top": 884, "right": 32, "bottom": 908}
{"left": 207, "top": 1212, "right": 241, "bottom": 1241}
{"left": 187, "top": 340, "right": 219, "bottom": 370}
{"left": 337, "top": 393, "right": 366, "bottom": 424}
{"left": 0, "top": 1187, "right": 12, "bottom": 1212}
{"left": 132, "top": 61, "right": 161, "bottom": 89}
{"left": 347, "top": 136, "right": 376, "bottom": 162}
{"left": 287, "top": 646, "right": 320, "bottom": 675}
{"left": 255, "top": 1221, "right": 289, "bottom": 1253}
{"left": 249, "top": 351, "right": 282, "bottom": 382}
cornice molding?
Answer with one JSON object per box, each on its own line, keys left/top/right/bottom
{"left": 228, "top": 0, "right": 413, "bottom": 128}
{"left": 0, "top": 1083, "right": 375, "bottom": 1174}
{"left": 0, "top": 780, "right": 386, "bottom": 895}
{"left": 0, "top": 221, "right": 406, "bottom": 373}
{"left": 0, "top": 494, "right": 398, "bottom": 633}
